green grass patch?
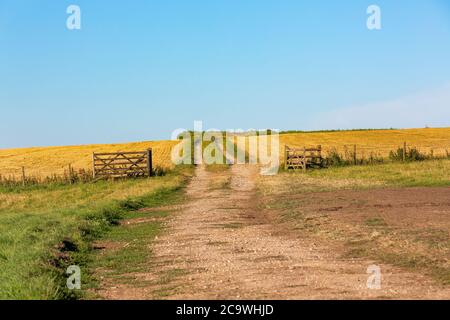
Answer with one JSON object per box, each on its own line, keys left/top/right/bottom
{"left": 85, "top": 185, "right": 189, "bottom": 296}
{"left": 302, "top": 159, "right": 450, "bottom": 188}
{"left": 0, "top": 166, "right": 193, "bottom": 299}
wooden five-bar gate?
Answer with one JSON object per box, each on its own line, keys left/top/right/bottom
{"left": 92, "top": 149, "right": 153, "bottom": 178}
{"left": 285, "top": 145, "right": 323, "bottom": 171}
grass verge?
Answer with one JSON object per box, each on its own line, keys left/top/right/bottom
{"left": 280, "top": 159, "right": 450, "bottom": 190}
{"left": 84, "top": 183, "right": 189, "bottom": 299}
{"left": 0, "top": 166, "right": 193, "bottom": 299}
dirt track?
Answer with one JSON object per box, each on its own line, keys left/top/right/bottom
{"left": 102, "top": 165, "right": 450, "bottom": 299}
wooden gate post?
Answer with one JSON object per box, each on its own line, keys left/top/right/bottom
{"left": 302, "top": 147, "right": 307, "bottom": 171}
{"left": 147, "top": 148, "right": 153, "bottom": 177}
{"left": 68, "top": 164, "right": 73, "bottom": 184}
{"left": 318, "top": 145, "right": 322, "bottom": 167}
{"left": 403, "top": 142, "right": 407, "bottom": 162}
{"left": 92, "top": 153, "right": 96, "bottom": 178}
{"left": 21, "top": 166, "right": 26, "bottom": 186}
{"left": 284, "top": 145, "right": 288, "bottom": 170}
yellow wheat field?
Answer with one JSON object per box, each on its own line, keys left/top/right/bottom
{"left": 0, "top": 140, "right": 178, "bottom": 179}
{"left": 280, "top": 128, "right": 450, "bottom": 158}
{"left": 0, "top": 128, "right": 449, "bottom": 179}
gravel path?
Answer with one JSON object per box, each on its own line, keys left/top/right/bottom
{"left": 102, "top": 165, "right": 450, "bottom": 299}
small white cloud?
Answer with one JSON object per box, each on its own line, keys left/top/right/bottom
{"left": 310, "top": 83, "right": 450, "bottom": 129}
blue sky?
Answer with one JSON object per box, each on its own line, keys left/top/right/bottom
{"left": 1, "top": 0, "right": 450, "bottom": 148}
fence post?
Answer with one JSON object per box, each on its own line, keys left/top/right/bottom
{"left": 317, "top": 145, "right": 322, "bottom": 167}
{"left": 21, "top": 166, "right": 26, "bottom": 186}
{"left": 68, "top": 164, "right": 73, "bottom": 184}
{"left": 353, "top": 144, "right": 357, "bottom": 165}
{"left": 403, "top": 142, "right": 407, "bottom": 162}
{"left": 92, "top": 153, "right": 96, "bottom": 178}
{"left": 147, "top": 148, "right": 153, "bottom": 177}
{"left": 303, "top": 147, "right": 307, "bottom": 172}
{"left": 284, "top": 145, "right": 288, "bottom": 170}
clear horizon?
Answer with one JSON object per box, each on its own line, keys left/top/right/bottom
{"left": 1, "top": 0, "right": 450, "bottom": 148}
{"left": 2, "top": 126, "right": 449, "bottom": 151}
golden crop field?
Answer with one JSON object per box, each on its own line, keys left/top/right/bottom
{"left": 0, "top": 140, "right": 178, "bottom": 179}
{"left": 1, "top": 128, "right": 449, "bottom": 179}
{"left": 280, "top": 127, "right": 450, "bottom": 158}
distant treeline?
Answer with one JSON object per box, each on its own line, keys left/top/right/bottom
{"left": 279, "top": 128, "right": 399, "bottom": 135}
{"left": 176, "top": 128, "right": 400, "bottom": 137}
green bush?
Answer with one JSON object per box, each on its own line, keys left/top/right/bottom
{"left": 324, "top": 148, "right": 349, "bottom": 167}
{"left": 389, "top": 146, "right": 427, "bottom": 162}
